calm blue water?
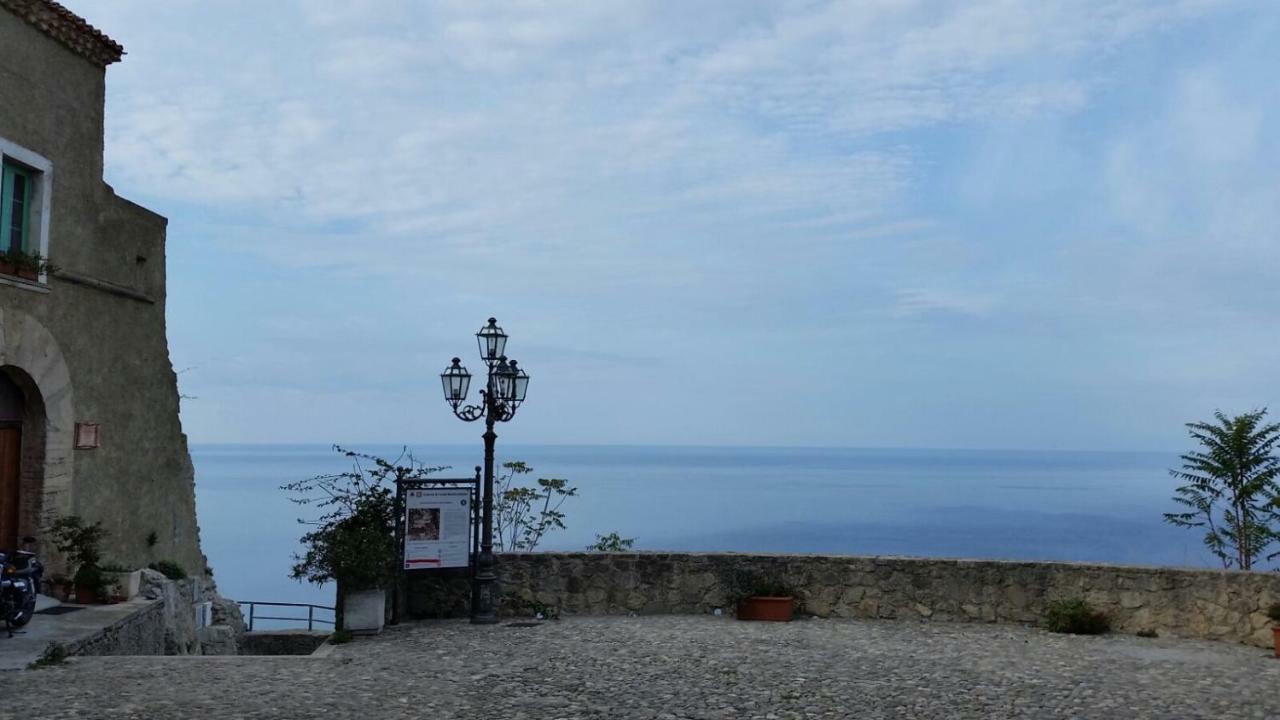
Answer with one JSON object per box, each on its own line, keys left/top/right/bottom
{"left": 192, "top": 443, "right": 1224, "bottom": 612}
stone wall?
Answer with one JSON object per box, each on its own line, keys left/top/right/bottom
{"left": 240, "top": 630, "right": 330, "bottom": 656}
{"left": 493, "top": 552, "right": 1280, "bottom": 648}
{"left": 61, "top": 569, "right": 246, "bottom": 660}
{"left": 64, "top": 599, "right": 167, "bottom": 658}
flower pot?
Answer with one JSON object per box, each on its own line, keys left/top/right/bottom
{"left": 736, "top": 596, "right": 794, "bottom": 622}
{"left": 343, "top": 588, "right": 386, "bottom": 635}
{"left": 74, "top": 584, "right": 101, "bottom": 604}
{"left": 1273, "top": 627, "right": 1280, "bottom": 659}
{"left": 0, "top": 260, "right": 15, "bottom": 277}
{"left": 15, "top": 267, "right": 37, "bottom": 281}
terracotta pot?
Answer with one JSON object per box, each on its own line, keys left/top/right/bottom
{"left": 75, "top": 584, "right": 101, "bottom": 604}
{"left": 15, "top": 267, "right": 37, "bottom": 281}
{"left": 0, "top": 260, "right": 15, "bottom": 277}
{"left": 1273, "top": 627, "right": 1280, "bottom": 659}
{"left": 736, "top": 596, "right": 794, "bottom": 622}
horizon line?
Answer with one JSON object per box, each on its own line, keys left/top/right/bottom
{"left": 185, "top": 440, "right": 1180, "bottom": 456}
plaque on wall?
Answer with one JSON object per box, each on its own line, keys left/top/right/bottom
{"left": 74, "top": 423, "right": 101, "bottom": 449}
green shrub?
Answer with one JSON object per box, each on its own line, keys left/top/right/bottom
{"left": 50, "top": 515, "right": 107, "bottom": 582}
{"left": 148, "top": 560, "right": 187, "bottom": 580}
{"left": 329, "top": 629, "right": 353, "bottom": 644}
{"left": 588, "top": 532, "right": 635, "bottom": 552}
{"left": 727, "top": 569, "right": 797, "bottom": 603}
{"left": 1267, "top": 602, "right": 1280, "bottom": 623}
{"left": 28, "top": 642, "right": 69, "bottom": 669}
{"left": 1043, "top": 598, "right": 1110, "bottom": 635}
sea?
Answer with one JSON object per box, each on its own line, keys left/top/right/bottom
{"left": 191, "top": 443, "right": 1226, "bottom": 619}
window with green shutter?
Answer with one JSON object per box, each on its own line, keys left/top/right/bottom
{"left": 0, "top": 161, "right": 32, "bottom": 253}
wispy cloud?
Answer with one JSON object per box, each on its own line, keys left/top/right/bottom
{"left": 64, "top": 0, "right": 1280, "bottom": 449}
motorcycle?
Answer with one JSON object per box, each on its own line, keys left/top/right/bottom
{"left": 0, "top": 540, "right": 43, "bottom": 637}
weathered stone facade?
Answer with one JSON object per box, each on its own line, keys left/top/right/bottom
{"left": 490, "top": 552, "right": 1280, "bottom": 648}
{"left": 0, "top": 3, "right": 206, "bottom": 575}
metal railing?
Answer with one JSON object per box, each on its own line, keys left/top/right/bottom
{"left": 236, "top": 601, "right": 336, "bottom": 631}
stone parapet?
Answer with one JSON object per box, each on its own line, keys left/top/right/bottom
{"left": 490, "top": 552, "right": 1280, "bottom": 648}
{"left": 239, "top": 630, "right": 330, "bottom": 656}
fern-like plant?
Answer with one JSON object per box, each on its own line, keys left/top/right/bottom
{"left": 1163, "top": 409, "right": 1280, "bottom": 570}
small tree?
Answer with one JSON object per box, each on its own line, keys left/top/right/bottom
{"left": 1164, "top": 409, "right": 1280, "bottom": 570}
{"left": 49, "top": 516, "right": 110, "bottom": 598}
{"left": 493, "top": 461, "right": 577, "bottom": 552}
{"left": 284, "top": 446, "right": 445, "bottom": 594}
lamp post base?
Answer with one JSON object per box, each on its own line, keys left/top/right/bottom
{"left": 470, "top": 554, "right": 499, "bottom": 624}
{"left": 470, "top": 583, "right": 499, "bottom": 624}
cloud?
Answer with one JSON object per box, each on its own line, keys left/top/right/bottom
{"left": 890, "top": 288, "right": 997, "bottom": 321}
{"left": 93, "top": 1, "right": 1226, "bottom": 261}
{"left": 62, "top": 0, "right": 1280, "bottom": 448}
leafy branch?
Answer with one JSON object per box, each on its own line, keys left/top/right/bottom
{"left": 283, "top": 445, "right": 447, "bottom": 589}
{"left": 1163, "top": 409, "right": 1280, "bottom": 570}
{"left": 494, "top": 461, "right": 578, "bottom": 552}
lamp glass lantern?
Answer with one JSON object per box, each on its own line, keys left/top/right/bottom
{"left": 476, "top": 318, "right": 508, "bottom": 367}
{"left": 491, "top": 357, "right": 515, "bottom": 401}
{"left": 511, "top": 362, "right": 529, "bottom": 404}
{"left": 440, "top": 358, "right": 471, "bottom": 407}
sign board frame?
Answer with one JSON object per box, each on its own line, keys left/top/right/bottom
{"left": 391, "top": 468, "right": 481, "bottom": 624}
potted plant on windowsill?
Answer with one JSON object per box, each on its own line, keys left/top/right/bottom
{"left": 49, "top": 516, "right": 111, "bottom": 604}
{"left": 729, "top": 569, "right": 797, "bottom": 622}
{"left": 0, "top": 249, "right": 55, "bottom": 281}
{"left": 0, "top": 248, "right": 51, "bottom": 279}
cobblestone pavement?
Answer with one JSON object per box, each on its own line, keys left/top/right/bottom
{"left": 5, "top": 616, "right": 1279, "bottom": 719}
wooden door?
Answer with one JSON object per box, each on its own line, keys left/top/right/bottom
{"left": 0, "top": 427, "right": 19, "bottom": 550}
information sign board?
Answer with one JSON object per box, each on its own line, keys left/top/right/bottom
{"left": 403, "top": 488, "right": 472, "bottom": 569}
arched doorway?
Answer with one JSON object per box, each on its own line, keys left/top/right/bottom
{"left": 0, "top": 310, "right": 72, "bottom": 557}
{"left": 0, "top": 372, "right": 23, "bottom": 549}
{"left": 0, "top": 367, "right": 46, "bottom": 552}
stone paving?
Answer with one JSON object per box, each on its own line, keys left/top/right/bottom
{"left": 5, "top": 616, "right": 1279, "bottom": 719}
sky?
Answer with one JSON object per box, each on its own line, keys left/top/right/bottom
{"left": 70, "top": 0, "right": 1280, "bottom": 451}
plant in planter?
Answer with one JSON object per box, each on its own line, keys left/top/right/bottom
{"left": 45, "top": 574, "right": 74, "bottom": 602}
{"left": 1267, "top": 602, "right": 1280, "bottom": 658}
{"left": 49, "top": 516, "right": 111, "bottom": 604}
{"left": 285, "top": 446, "right": 444, "bottom": 634}
{"left": 728, "top": 569, "right": 797, "bottom": 622}
{"left": 98, "top": 562, "right": 137, "bottom": 602}
{"left": 0, "top": 248, "right": 56, "bottom": 281}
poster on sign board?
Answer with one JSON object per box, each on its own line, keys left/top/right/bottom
{"left": 404, "top": 488, "right": 472, "bottom": 569}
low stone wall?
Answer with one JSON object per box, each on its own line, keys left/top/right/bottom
{"left": 65, "top": 599, "right": 167, "bottom": 657}
{"left": 60, "top": 570, "right": 247, "bottom": 660}
{"left": 240, "top": 630, "right": 330, "bottom": 656}
{"left": 494, "top": 552, "right": 1280, "bottom": 647}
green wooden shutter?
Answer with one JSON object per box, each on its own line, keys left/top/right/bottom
{"left": 0, "top": 163, "right": 12, "bottom": 253}
{"left": 0, "top": 162, "right": 30, "bottom": 253}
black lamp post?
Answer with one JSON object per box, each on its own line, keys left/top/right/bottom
{"left": 440, "top": 317, "right": 529, "bottom": 624}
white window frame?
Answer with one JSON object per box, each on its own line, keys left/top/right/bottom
{"left": 0, "top": 136, "right": 53, "bottom": 285}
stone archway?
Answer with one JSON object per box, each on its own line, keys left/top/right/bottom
{"left": 0, "top": 308, "right": 75, "bottom": 553}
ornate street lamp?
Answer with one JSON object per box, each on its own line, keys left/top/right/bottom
{"left": 440, "top": 317, "right": 529, "bottom": 624}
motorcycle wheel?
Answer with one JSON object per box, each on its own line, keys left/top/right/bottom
{"left": 9, "top": 596, "right": 35, "bottom": 627}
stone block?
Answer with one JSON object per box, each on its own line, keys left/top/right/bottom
{"left": 198, "top": 625, "right": 238, "bottom": 655}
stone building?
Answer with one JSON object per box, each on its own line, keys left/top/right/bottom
{"left": 0, "top": 0, "right": 206, "bottom": 576}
